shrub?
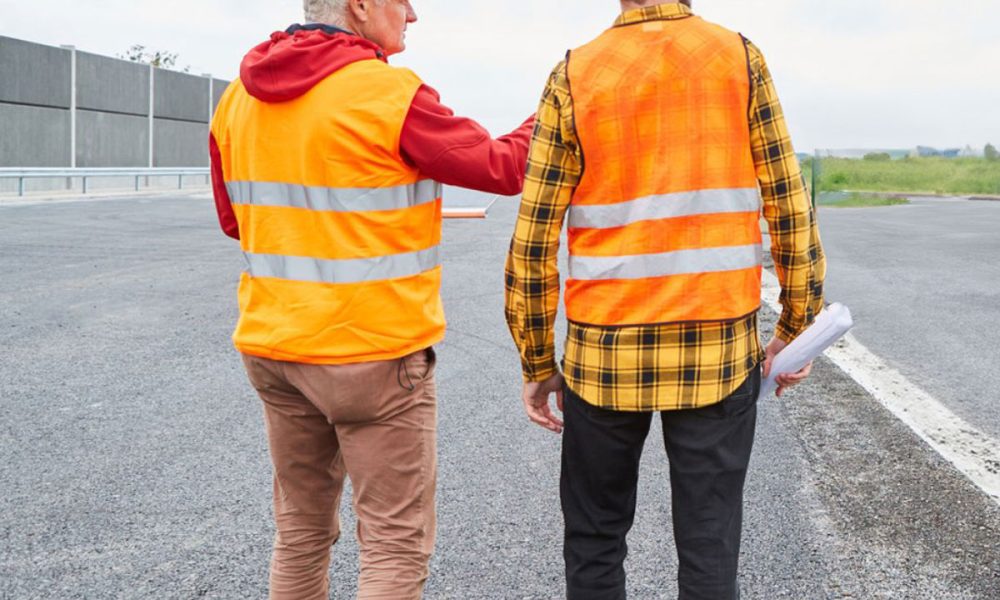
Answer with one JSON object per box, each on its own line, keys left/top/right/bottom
{"left": 828, "top": 172, "right": 849, "bottom": 186}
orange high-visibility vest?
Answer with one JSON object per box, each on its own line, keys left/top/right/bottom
{"left": 565, "top": 16, "right": 762, "bottom": 326}
{"left": 211, "top": 60, "right": 444, "bottom": 364}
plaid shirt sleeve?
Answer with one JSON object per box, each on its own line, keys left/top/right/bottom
{"left": 504, "top": 59, "right": 580, "bottom": 382}
{"left": 746, "top": 41, "right": 827, "bottom": 342}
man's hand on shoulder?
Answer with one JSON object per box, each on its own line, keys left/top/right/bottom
{"left": 522, "top": 372, "right": 565, "bottom": 434}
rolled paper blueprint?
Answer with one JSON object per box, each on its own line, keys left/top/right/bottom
{"left": 441, "top": 195, "right": 500, "bottom": 219}
{"left": 759, "top": 302, "right": 854, "bottom": 401}
{"left": 442, "top": 208, "right": 488, "bottom": 219}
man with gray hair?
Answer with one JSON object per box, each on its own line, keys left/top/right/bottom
{"left": 210, "top": 1, "right": 533, "bottom": 598}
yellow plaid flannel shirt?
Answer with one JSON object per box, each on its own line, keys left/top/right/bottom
{"left": 504, "top": 3, "right": 826, "bottom": 411}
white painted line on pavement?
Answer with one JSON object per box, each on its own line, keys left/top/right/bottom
{"left": 761, "top": 269, "right": 1000, "bottom": 505}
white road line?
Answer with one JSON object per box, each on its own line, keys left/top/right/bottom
{"left": 762, "top": 269, "right": 1000, "bottom": 505}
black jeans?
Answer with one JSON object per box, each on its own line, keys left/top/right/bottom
{"left": 561, "top": 369, "right": 760, "bottom": 600}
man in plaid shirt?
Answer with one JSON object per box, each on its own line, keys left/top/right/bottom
{"left": 504, "top": 1, "right": 826, "bottom": 597}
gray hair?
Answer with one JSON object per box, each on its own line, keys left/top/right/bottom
{"left": 303, "top": 0, "right": 348, "bottom": 24}
{"left": 303, "top": 0, "right": 384, "bottom": 24}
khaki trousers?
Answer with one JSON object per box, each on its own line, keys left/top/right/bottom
{"left": 242, "top": 348, "right": 438, "bottom": 600}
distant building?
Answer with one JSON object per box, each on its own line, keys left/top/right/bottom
{"left": 817, "top": 149, "right": 873, "bottom": 159}
{"left": 912, "top": 146, "right": 964, "bottom": 158}
{"left": 814, "top": 148, "right": 909, "bottom": 160}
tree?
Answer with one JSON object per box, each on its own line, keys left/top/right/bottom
{"left": 863, "top": 152, "right": 892, "bottom": 162}
{"left": 119, "top": 44, "right": 190, "bottom": 72}
{"left": 985, "top": 143, "right": 999, "bottom": 162}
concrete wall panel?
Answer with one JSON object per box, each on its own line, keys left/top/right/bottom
{"left": 211, "top": 78, "right": 229, "bottom": 114}
{"left": 153, "top": 119, "right": 208, "bottom": 166}
{"left": 76, "top": 52, "right": 150, "bottom": 116}
{"left": 0, "top": 36, "right": 229, "bottom": 170}
{"left": 76, "top": 110, "right": 149, "bottom": 167}
{"left": 154, "top": 69, "right": 209, "bottom": 123}
{"left": 0, "top": 36, "right": 71, "bottom": 108}
{"left": 0, "top": 104, "right": 71, "bottom": 167}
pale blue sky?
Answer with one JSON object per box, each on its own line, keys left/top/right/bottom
{"left": 3, "top": 0, "right": 998, "bottom": 152}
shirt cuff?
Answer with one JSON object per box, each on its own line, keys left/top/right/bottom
{"left": 521, "top": 353, "right": 558, "bottom": 383}
{"left": 775, "top": 312, "right": 809, "bottom": 343}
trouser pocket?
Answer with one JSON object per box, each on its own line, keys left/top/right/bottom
{"left": 398, "top": 347, "right": 437, "bottom": 390}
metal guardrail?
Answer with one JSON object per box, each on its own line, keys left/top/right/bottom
{"left": 0, "top": 168, "right": 210, "bottom": 196}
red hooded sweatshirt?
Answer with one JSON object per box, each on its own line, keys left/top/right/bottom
{"left": 210, "top": 24, "right": 534, "bottom": 240}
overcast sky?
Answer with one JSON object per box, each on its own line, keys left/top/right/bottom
{"left": 3, "top": 0, "right": 998, "bottom": 152}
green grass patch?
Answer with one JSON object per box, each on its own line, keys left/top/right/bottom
{"left": 822, "top": 193, "right": 910, "bottom": 208}
{"left": 808, "top": 157, "right": 1000, "bottom": 196}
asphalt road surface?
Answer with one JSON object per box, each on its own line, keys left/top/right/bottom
{"left": 816, "top": 197, "right": 1000, "bottom": 440}
{"left": 1, "top": 193, "right": 998, "bottom": 599}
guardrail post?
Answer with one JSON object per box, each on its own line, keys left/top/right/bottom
{"left": 61, "top": 45, "right": 78, "bottom": 190}
{"left": 82, "top": 176, "right": 88, "bottom": 194}
{"left": 148, "top": 64, "right": 155, "bottom": 168}
{"left": 205, "top": 73, "right": 214, "bottom": 122}
{"left": 812, "top": 149, "right": 821, "bottom": 207}
{"left": 135, "top": 175, "right": 140, "bottom": 192}
{"left": 18, "top": 177, "right": 25, "bottom": 197}
{"left": 178, "top": 174, "right": 183, "bottom": 190}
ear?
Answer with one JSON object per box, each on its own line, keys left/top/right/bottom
{"left": 348, "top": 0, "right": 371, "bottom": 23}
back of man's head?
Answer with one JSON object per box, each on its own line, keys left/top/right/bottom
{"left": 304, "top": 0, "right": 347, "bottom": 24}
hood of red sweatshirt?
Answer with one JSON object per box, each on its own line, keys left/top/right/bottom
{"left": 239, "top": 24, "right": 386, "bottom": 103}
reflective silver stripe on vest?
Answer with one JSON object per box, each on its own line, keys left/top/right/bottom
{"left": 227, "top": 179, "right": 441, "bottom": 213}
{"left": 569, "top": 244, "right": 762, "bottom": 281}
{"left": 244, "top": 246, "right": 440, "bottom": 284}
{"left": 567, "top": 188, "right": 761, "bottom": 229}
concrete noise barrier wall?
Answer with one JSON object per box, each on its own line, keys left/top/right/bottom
{"left": 0, "top": 35, "right": 229, "bottom": 170}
